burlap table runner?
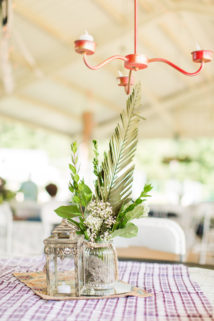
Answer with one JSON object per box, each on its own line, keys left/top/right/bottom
{"left": 14, "top": 271, "right": 151, "bottom": 301}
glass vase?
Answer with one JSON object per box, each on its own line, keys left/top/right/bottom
{"left": 80, "top": 241, "right": 118, "bottom": 296}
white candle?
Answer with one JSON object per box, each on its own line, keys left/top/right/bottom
{"left": 79, "top": 30, "right": 94, "bottom": 41}
{"left": 57, "top": 282, "right": 71, "bottom": 294}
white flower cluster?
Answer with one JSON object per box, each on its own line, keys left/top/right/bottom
{"left": 87, "top": 200, "right": 113, "bottom": 219}
{"left": 85, "top": 200, "right": 115, "bottom": 242}
{"left": 85, "top": 216, "right": 103, "bottom": 231}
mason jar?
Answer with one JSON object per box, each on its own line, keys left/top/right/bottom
{"left": 80, "top": 240, "right": 118, "bottom": 296}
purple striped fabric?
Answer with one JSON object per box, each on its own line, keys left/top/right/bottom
{"left": 0, "top": 257, "right": 213, "bottom": 321}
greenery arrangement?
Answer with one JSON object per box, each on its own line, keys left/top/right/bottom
{"left": 55, "top": 84, "right": 152, "bottom": 242}
{"left": 0, "top": 177, "right": 16, "bottom": 204}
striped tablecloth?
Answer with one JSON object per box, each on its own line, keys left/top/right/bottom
{"left": 0, "top": 257, "right": 213, "bottom": 321}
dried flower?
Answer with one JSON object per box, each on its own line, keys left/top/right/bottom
{"left": 85, "top": 215, "right": 103, "bottom": 231}
{"left": 85, "top": 200, "right": 115, "bottom": 242}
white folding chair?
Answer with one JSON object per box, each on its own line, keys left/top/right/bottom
{"left": 197, "top": 203, "right": 214, "bottom": 264}
{"left": 0, "top": 202, "right": 13, "bottom": 255}
{"left": 114, "top": 217, "right": 186, "bottom": 262}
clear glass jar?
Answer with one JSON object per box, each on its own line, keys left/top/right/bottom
{"left": 80, "top": 241, "right": 118, "bottom": 296}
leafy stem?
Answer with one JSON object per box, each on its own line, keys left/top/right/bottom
{"left": 69, "top": 142, "right": 92, "bottom": 216}
{"left": 111, "top": 183, "right": 152, "bottom": 232}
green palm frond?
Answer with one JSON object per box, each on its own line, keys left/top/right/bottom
{"left": 101, "top": 83, "right": 143, "bottom": 214}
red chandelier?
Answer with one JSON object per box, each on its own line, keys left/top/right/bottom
{"left": 74, "top": 0, "right": 213, "bottom": 95}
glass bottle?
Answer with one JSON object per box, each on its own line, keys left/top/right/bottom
{"left": 80, "top": 240, "right": 118, "bottom": 296}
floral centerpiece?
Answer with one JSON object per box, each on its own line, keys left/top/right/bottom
{"left": 55, "top": 84, "right": 152, "bottom": 295}
{"left": 0, "top": 177, "right": 16, "bottom": 204}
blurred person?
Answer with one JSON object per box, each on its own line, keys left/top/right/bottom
{"left": 19, "top": 176, "right": 38, "bottom": 202}
{"left": 11, "top": 176, "right": 40, "bottom": 219}
{"left": 41, "top": 183, "right": 64, "bottom": 238}
{"left": 45, "top": 183, "right": 58, "bottom": 199}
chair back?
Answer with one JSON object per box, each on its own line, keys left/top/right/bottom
{"left": 114, "top": 217, "right": 186, "bottom": 261}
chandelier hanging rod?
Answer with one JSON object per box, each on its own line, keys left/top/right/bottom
{"left": 74, "top": 0, "right": 213, "bottom": 95}
{"left": 134, "top": 0, "right": 137, "bottom": 54}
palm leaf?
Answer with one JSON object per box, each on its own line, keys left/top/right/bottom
{"left": 101, "top": 83, "right": 143, "bottom": 214}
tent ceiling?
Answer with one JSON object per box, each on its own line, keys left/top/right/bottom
{"left": 0, "top": 0, "right": 214, "bottom": 139}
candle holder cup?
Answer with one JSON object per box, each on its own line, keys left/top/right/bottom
{"left": 74, "top": 39, "right": 95, "bottom": 55}
{"left": 191, "top": 50, "right": 213, "bottom": 63}
{"left": 117, "top": 76, "right": 134, "bottom": 87}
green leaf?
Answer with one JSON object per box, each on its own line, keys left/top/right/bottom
{"left": 55, "top": 205, "right": 81, "bottom": 219}
{"left": 79, "top": 216, "right": 84, "bottom": 224}
{"left": 79, "top": 221, "right": 86, "bottom": 231}
{"left": 79, "top": 182, "right": 92, "bottom": 194}
{"left": 79, "top": 181, "right": 92, "bottom": 205}
{"left": 92, "top": 140, "right": 99, "bottom": 157}
{"left": 78, "top": 183, "right": 84, "bottom": 191}
{"left": 73, "top": 181, "right": 78, "bottom": 189}
{"left": 120, "top": 184, "right": 152, "bottom": 218}
{"left": 84, "top": 230, "right": 90, "bottom": 240}
{"left": 69, "top": 184, "right": 74, "bottom": 193}
{"left": 69, "top": 164, "right": 76, "bottom": 174}
{"left": 84, "top": 194, "right": 92, "bottom": 205}
{"left": 110, "top": 222, "right": 138, "bottom": 238}
{"left": 125, "top": 205, "right": 146, "bottom": 222}
{"left": 101, "top": 83, "right": 143, "bottom": 213}
{"left": 76, "top": 231, "right": 83, "bottom": 235}
{"left": 121, "top": 199, "right": 143, "bottom": 217}
{"left": 140, "top": 184, "right": 152, "bottom": 198}
{"left": 72, "top": 195, "right": 80, "bottom": 204}
{"left": 74, "top": 156, "right": 78, "bottom": 164}
{"left": 74, "top": 174, "right": 79, "bottom": 182}
{"left": 71, "top": 142, "right": 77, "bottom": 154}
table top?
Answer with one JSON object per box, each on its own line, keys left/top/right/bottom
{"left": 0, "top": 256, "right": 213, "bottom": 321}
{"left": 189, "top": 267, "right": 214, "bottom": 307}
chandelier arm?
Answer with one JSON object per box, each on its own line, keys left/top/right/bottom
{"left": 125, "top": 70, "right": 133, "bottom": 95}
{"left": 83, "top": 54, "right": 127, "bottom": 70}
{"left": 148, "top": 58, "right": 204, "bottom": 76}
